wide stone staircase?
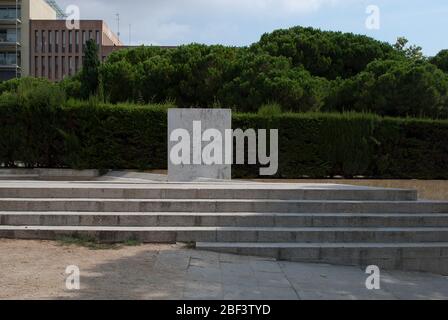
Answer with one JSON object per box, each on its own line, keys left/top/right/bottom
{"left": 0, "top": 181, "right": 447, "bottom": 274}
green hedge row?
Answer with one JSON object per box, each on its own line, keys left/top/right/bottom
{"left": 232, "top": 113, "right": 448, "bottom": 179}
{"left": 1, "top": 100, "right": 448, "bottom": 179}
{"left": 0, "top": 100, "right": 168, "bottom": 171}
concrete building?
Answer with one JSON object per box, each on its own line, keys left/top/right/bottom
{"left": 0, "top": 0, "right": 122, "bottom": 81}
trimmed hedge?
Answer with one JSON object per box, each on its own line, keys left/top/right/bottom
{"left": 232, "top": 113, "right": 448, "bottom": 179}
{"left": 1, "top": 101, "right": 448, "bottom": 179}
{"left": 0, "top": 100, "right": 168, "bottom": 170}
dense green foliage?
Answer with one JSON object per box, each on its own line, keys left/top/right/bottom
{"left": 325, "top": 59, "right": 448, "bottom": 118}
{"left": 80, "top": 39, "right": 101, "bottom": 99}
{"left": 73, "top": 26, "right": 448, "bottom": 118}
{"left": 232, "top": 112, "right": 448, "bottom": 179}
{"left": 0, "top": 82, "right": 171, "bottom": 169}
{"left": 430, "top": 49, "right": 448, "bottom": 73}
{"left": 254, "top": 27, "right": 401, "bottom": 79}
{"left": 1, "top": 87, "right": 447, "bottom": 179}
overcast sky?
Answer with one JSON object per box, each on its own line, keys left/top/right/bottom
{"left": 56, "top": 0, "right": 448, "bottom": 56}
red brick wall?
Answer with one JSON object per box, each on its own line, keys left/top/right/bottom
{"left": 30, "top": 20, "right": 122, "bottom": 81}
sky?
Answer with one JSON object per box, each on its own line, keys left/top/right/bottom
{"left": 56, "top": 0, "right": 448, "bottom": 56}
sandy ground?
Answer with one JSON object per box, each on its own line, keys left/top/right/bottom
{"left": 1, "top": 239, "right": 448, "bottom": 300}
{"left": 0, "top": 239, "right": 179, "bottom": 300}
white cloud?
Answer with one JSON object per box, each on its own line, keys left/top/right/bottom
{"left": 56, "top": 0, "right": 349, "bottom": 45}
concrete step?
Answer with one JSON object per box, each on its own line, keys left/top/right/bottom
{"left": 2, "top": 212, "right": 448, "bottom": 228}
{"left": 2, "top": 226, "right": 448, "bottom": 243}
{"left": 0, "top": 198, "right": 446, "bottom": 213}
{"left": 196, "top": 242, "right": 448, "bottom": 275}
{"left": 0, "top": 183, "right": 417, "bottom": 201}
{"left": 0, "top": 175, "right": 40, "bottom": 181}
{"left": 0, "top": 169, "right": 100, "bottom": 181}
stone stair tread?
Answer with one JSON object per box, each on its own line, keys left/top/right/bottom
{"left": 196, "top": 242, "right": 448, "bottom": 248}
{"left": 0, "top": 181, "right": 414, "bottom": 190}
{"left": 0, "top": 183, "right": 418, "bottom": 201}
{"left": 2, "top": 225, "right": 448, "bottom": 232}
{"left": 2, "top": 211, "right": 448, "bottom": 216}
{"left": 0, "top": 198, "right": 427, "bottom": 201}
{"left": 0, "top": 175, "right": 40, "bottom": 179}
{"left": 1, "top": 198, "right": 445, "bottom": 205}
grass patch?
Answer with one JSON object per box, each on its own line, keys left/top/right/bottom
{"left": 123, "top": 239, "right": 142, "bottom": 247}
{"left": 56, "top": 234, "right": 142, "bottom": 250}
{"left": 182, "top": 242, "right": 196, "bottom": 249}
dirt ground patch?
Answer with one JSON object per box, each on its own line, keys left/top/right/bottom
{"left": 0, "top": 239, "right": 179, "bottom": 300}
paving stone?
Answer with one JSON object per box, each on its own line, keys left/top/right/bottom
{"left": 189, "top": 257, "right": 220, "bottom": 269}
{"left": 381, "top": 271, "right": 448, "bottom": 300}
{"left": 254, "top": 272, "right": 292, "bottom": 288}
{"left": 186, "top": 266, "right": 222, "bottom": 282}
{"left": 220, "top": 262, "right": 253, "bottom": 276}
{"left": 183, "top": 281, "right": 223, "bottom": 300}
{"left": 250, "top": 260, "right": 283, "bottom": 273}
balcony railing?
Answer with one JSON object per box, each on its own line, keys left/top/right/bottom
{"left": 0, "top": 35, "right": 20, "bottom": 44}
{"left": 0, "top": 62, "right": 20, "bottom": 68}
{"left": 0, "top": 9, "right": 21, "bottom": 20}
{"left": 0, "top": 54, "right": 20, "bottom": 67}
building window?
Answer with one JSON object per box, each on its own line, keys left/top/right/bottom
{"left": 68, "top": 30, "right": 73, "bottom": 53}
{"left": 89, "top": 30, "right": 92, "bottom": 40}
{"left": 68, "top": 56, "right": 73, "bottom": 76}
{"left": 96, "top": 31, "right": 100, "bottom": 45}
{"left": 62, "top": 30, "right": 66, "bottom": 53}
{"left": 55, "top": 56, "right": 59, "bottom": 80}
{"left": 55, "top": 30, "right": 59, "bottom": 53}
{"left": 48, "top": 56, "right": 52, "bottom": 79}
{"left": 75, "top": 30, "right": 79, "bottom": 52}
{"left": 34, "top": 31, "right": 39, "bottom": 52}
{"left": 61, "top": 56, "right": 65, "bottom": 77}
{"left": 82, "top": 30, "right": 86, "bottom": 50}
{"left": 0, "top": 29, "right": 18, "bottom": 43}
{"left": 75, "top": 56, "right": 79, "bottom": 72}
{"left": 34, "top": 56, "right": 39, "bottom": 77}
{"left": 41, "top": 56, "right": 45, "bottom": 77}
{"left": 0, "top": 7, "right": 21, "bottom": 20}
{"left": 0, "top": 52, "right": 18, "bottom": 65}
{"left": 48, "top": 31, "right": 52, "bottom": 53}
{"left": 41, "top": 31, "right": 46, "bottom": 53}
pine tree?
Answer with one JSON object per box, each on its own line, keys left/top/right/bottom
{"left": 80, "top": 39, "right": 100, "bottom": 99}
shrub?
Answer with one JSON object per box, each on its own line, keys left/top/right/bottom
{"left": 80, "top": 39, "right": 101, "bottom": 99}
{"left": 258, "top": 103, "right": 283, "bottom": 117}
{"left": 92, "top": 26, "right": 448, "bottom": 119}
{"left": 232, "top": 112, "right": 448, "bottom": 179}
{"left": 59, "top": 75, "right": 82, "bottom": 100}
{"left": 1, "top": 97, "right": 447, "bottom": 179}
{"left": 430, "top": 49, "right": 448, "bottom": 73}
{"left": 0, "top": 78, "right": 66, "bottom": 167}
{"left": 325, "top": 60, "right": 448, "bottom": 118}
{"left": 252, "top": 26, "right": 402, "bottom": 79}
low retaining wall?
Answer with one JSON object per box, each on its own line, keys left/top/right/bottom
{"left": 253, "top": 179, "right": 448, "bottom": 201}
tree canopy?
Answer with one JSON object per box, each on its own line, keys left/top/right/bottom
{"left": 27, "top": 26, "right": 448, "bottom": 119}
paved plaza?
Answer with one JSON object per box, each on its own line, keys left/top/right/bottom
{"left": 1, "top": 239, "right": 447, "bottom": 300}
